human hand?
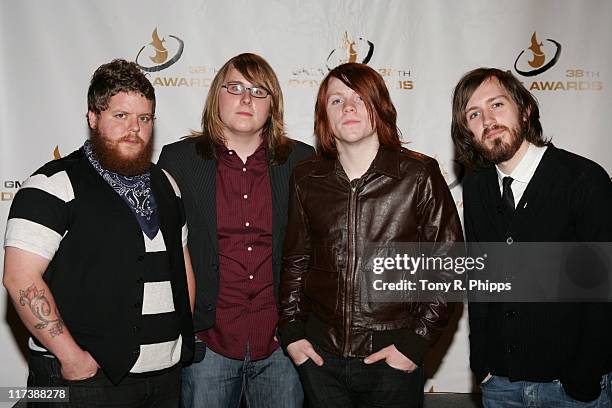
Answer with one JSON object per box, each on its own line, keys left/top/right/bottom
{"left": 60, "top": 349, "right": 99, "bottom": 381}
{"left": 363, "top": 344, "right": 417, "bottom": 372}
{"left": 286, "top": 339, "right": 324, "bottom": 366}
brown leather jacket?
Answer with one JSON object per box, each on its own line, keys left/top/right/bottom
{"left": 279, "top": 147, "right": 463, "bottom": 365}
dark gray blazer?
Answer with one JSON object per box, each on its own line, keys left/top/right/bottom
{"left": 158, "top": 137, "right": 315, "bottom": 332}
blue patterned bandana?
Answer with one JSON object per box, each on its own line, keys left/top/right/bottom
{"left": 83, "top": 140, "right": 160, "bottom": 240}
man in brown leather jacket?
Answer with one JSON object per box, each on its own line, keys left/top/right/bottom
{"left": 279, "top": 63, "right": 463, "bottom": 407}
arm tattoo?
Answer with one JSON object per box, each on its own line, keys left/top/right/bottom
{"left": 19, "top": 284, "right": 65, "bottom": 337}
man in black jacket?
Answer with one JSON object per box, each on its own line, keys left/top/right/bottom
{"left": 3, "top": 59, "right": 195, "bottom": 407}
{"left": 451, "top": 67, "right": 612, "bottom": 406}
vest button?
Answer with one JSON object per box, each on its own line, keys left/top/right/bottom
{"left": 137, "top": 255, "right": 145, "bottom": 261}
{"left": 207, "top": 304, "right": 213, "bottom": 311}
{"left": 133, "top": 326, "right": 139, "bottom": 333}
{"left": 136, "top": 278, "right": 144, "bottom": 284}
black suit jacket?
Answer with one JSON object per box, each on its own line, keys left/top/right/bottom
{"left": 158, "top": 138, "right": 315, "bottom": 332}
{"left": 463, "top": 144, "right": 612, "bottom": 402}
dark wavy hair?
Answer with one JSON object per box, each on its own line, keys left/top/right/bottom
{"left": 87, "top": 59, "right": 155, "bottom": 115}
{"left": 451, "top": 68, "right": 548, "bottom": 166}
{"left": 315, "top": 63, "right": 401, "bottom": 157}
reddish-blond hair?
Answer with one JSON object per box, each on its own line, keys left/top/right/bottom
{"left": 314, "top": 63, "right": 401, "bottom": 157}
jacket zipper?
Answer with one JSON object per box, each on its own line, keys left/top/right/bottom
{"left": 343, "top": 184, "right": 358, "bottom": 355}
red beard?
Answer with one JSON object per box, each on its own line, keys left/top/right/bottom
{"left": 89, "top": 129, "right": 153, "bottom": 176}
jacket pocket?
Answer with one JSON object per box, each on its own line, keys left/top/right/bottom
{"left": 310, "top": 245, "right": 338, "bottom": 273}
{"left": 305, "top": 246, "right": 339, "bottom": 310}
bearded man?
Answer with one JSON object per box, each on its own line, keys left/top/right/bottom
{"left": 3, "top": 59, "right": 195, "bottom": 407}
{"left": 451, "top": 67, "right": 612, "bottom": 407}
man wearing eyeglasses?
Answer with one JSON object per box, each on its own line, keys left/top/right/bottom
{"left": 3, "top": 59, "right": 195, "bottom": 406}
{"left": 159, "top": 53, "right": 314, "bottom": 408}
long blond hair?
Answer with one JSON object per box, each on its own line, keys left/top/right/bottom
{"left": 191, "top": 53, "right": 293, "bottom": 163}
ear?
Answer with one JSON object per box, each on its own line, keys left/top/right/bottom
{"left": 87, "top": 111, "right": 98, "bottom": 130}
{"left": 522, "top": 106, "right": 531, "bottom": 122}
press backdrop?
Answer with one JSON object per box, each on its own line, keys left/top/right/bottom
{"left": 1, "top": 1, "right": 610, "bottom": 402}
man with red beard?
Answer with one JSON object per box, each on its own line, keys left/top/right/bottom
{"left": 452, "top": 68, "right": 612, "bottom": 407}
{"left": 3, "top": 59, "right": 195, "bottom": 407}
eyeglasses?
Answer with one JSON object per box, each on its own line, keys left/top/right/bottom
{"left": 222, "top": 82, "right": 270, "bottom": 98}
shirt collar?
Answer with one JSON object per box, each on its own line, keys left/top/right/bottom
{"left": 216, "top": 142, "right": 268, "bottom": 165}
{"left": 495, "top": 142, "right": 547, "bottom": 184}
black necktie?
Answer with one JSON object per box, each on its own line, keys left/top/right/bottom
{"left": 501, "top": 176, "right": 515, "bottom": 215}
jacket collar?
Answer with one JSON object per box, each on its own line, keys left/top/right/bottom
{"left": 310, "top": 146, "right": 402, "bottom": 179}
{"left": 370, "top": 147, "right": 402, "bottom": 179}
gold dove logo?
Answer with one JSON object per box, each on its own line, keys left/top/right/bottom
{"left": 149, "top": 28, "right": 168, "bottom": 64}
{"left": 135, "top": 28, "right": 184, "bottom": 72}
{"left": 527, "top": 32, "right": 545, "bottom": 68}
{"left": 326, "top": 32, "right": 374, "bottom": 70}
{"left": 341, "top": 31, "right": 359, "bottom": 63}
{"left": 514, "top": 31, "right": 561, "bottom": 77}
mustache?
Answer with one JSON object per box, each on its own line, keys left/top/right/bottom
{"left": 483, "top": 123, "right": 509, "bottom": 138}
{"left": 118, "top": 133, "right": 145, "bottom": 144}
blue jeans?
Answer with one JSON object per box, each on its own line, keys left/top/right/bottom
{"left": 180, "top": 341, "right": 303, "bottom": 408}
{"left": 481, "top": 373, "right": 612, "bottom": 408}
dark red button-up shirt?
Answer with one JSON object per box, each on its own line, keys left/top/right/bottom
{"left": 198, "top": 144, "right": 278, "bottom": 360}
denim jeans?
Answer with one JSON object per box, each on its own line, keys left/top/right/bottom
{"left": 297, "top": 345, "right": 424, "bottom": 408}
{"left": 481, "top": 373, "right": 612, "bottom": 408}
{"left": 180, "top": 341, "right": 303, "bottom": 408}
{"left": 26, "top": 351, "right": 180, "bottom": 407}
